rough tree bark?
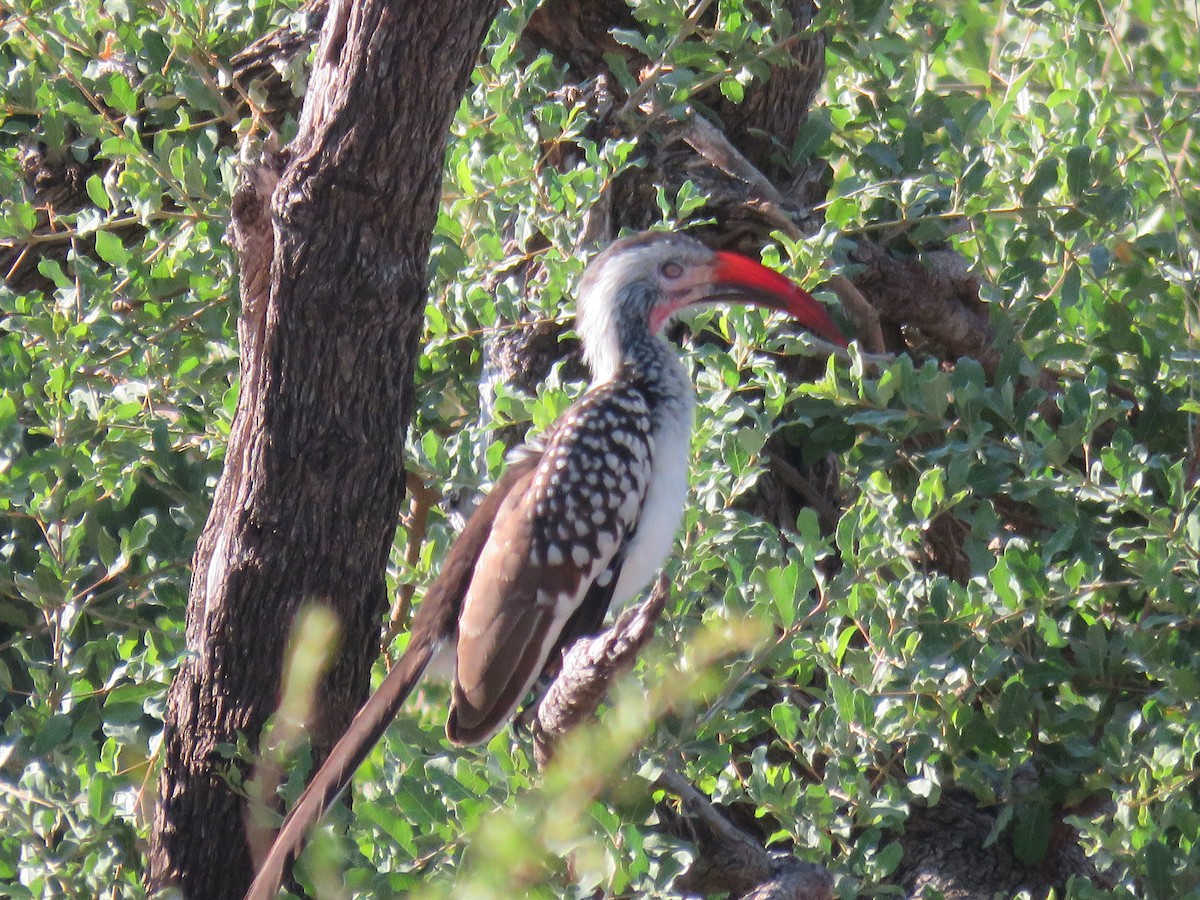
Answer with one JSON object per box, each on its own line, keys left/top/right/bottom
{"left": 147, "top": 0, "right": 499, "bottom": 895}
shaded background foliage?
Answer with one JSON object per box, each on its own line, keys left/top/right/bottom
{"left": 1, "top": 0, "right": 1198, "bottom": 897}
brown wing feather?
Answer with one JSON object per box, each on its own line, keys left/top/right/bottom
{"left": 445, "top": 468, "right": 588, "bottom": 744}
{"left": 447, "top": 385, "right": 656, "bottom": 745}
{"left": 412, "top": 450, "right": 543, "bottom": 642}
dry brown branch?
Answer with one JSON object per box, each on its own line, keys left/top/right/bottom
{"left": 667, "top": 113, "right": 828, "bottom": 244}
{"left": 825, "top": 273, "right": 885, "bottom": 353}
{"left": 522, "top": 0, "right": 643, "bottom": 83}
{"left": 658, "top": 768, "right": 833, "bottom": 900}
{"left": 675, "top": 114, "right": 790, "bottom": 211}
{"left": 380, "top": 472, "right": 440, "bottom": 653}
{"left": 531, "top": 575, "right": 671, "bottom": 769}
{"left": 764, "top": 449, "right": 842, "bottom": 533}
{"left": 993, "top": 495, "right": 1056, "bottom": 537}
{"left": 922, "top": 512, "right": 971, "bottom": 584}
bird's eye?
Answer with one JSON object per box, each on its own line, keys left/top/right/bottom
{"left": 659, "top": 260, "right": 684, "bottom": 279}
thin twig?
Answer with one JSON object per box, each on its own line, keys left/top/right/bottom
{"left": 824, "top": 273, "right": 885, "bottom": 354}
{"left": 380, "top": 472, "right": 440, "bottom": 654}
{"left": 615, "top": 0, "right": 716, "bottom": 123}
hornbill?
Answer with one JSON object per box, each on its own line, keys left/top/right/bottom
{"left": 246, "top": 231, "right": 846, "bottom": 897}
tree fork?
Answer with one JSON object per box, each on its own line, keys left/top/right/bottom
{"left": 148, "top": 0, "right": 500, "bottom": 895}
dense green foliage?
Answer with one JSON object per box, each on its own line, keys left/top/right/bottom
{"left": 1, "top": 0, "right": 1197, "bottom": 897}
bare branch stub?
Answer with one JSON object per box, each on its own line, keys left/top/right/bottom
{"left": 531, "top": 575, "right": 671, "bottom": 769}
{"left": 229, "top": 143, "right": 287, "bottom": 364}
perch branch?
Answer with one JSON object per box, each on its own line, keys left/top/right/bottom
{"left": 531, "top": 575, "right": 671, "bottom": 769}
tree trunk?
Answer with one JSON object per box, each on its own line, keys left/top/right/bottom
{"left": 148, "top": 0, "right": 499, "bottom": 895}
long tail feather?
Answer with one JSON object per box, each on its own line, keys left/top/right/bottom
{"left": 244, "top": 640, "right": 436, "bottom": 900}
{"left": 245, "top": 452, "right": 543, "bottom": 899}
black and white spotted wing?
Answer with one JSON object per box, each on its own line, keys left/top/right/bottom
{"left": 447, "top": 383, "right": 654, "bottom": 744}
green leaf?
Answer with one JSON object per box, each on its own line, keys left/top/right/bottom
{"left": 875, "top": 841, "right": 903, "bottom": 876}
{"left": 1065, "top": 145, "right": 1092, "bottom": 196}
{"left": 93, "top": 230, "right": 128, "bottom": 265}
{"left": 764, "top": 561, "right": 799, "bottom": 627}
{"left": 1011, "top": 803, "right": 1053, "bottom": 865}
{"left": 85, "top": 174, "right": 111, "bottom": 211}
{"left": 988, "top": 557, "right": 1017, "bottom": 610}
{"left": 1089, "top": 245, "right": 1111, "bottom": 277}
{"left": 1021, "top": 159, "right": 1060, "bottom": 204}
{"left": 106, "top": 72, "right": 138, "bottom": 116}
{"left": 1145, "top": 841, "right": 1176, "bottom": 899}
{"left": 719, "top": 78, "right": 744, "bottom": 103}
{"left": 912, "top": 467, "right": 945, "bottom": 521}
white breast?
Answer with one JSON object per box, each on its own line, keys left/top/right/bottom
{"left": 610, "top": 370, "right": 695, "bottom": 607}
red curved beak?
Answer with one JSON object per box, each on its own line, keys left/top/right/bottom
{"left": 713, "top": 251, "right": 848, "bottom": 347}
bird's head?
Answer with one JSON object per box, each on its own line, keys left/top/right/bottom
{"left": 576, "top": 232, "right": 847, "bottom": 379}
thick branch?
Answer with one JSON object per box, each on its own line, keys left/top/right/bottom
{"left": 849, "top": 239, "right": 993, "bottom": 362}
{"left": 895, "top": 789, "right": 1110, "bottom": 896}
